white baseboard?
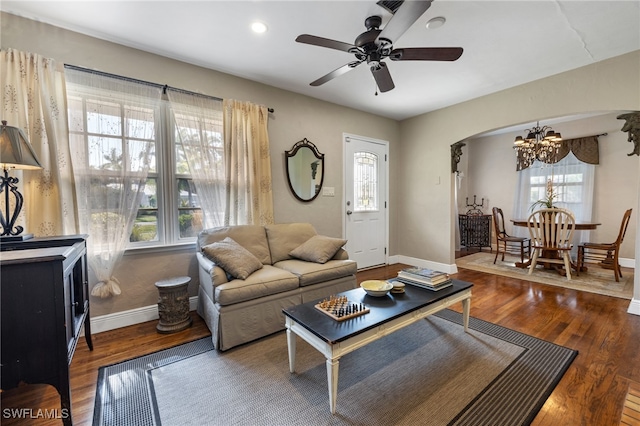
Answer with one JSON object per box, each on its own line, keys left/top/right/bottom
{"left": 619, "top": 257, "right": 635, "bottom": 269}
{"left": 391, "top": 255, "right": 457, "bottom": 275}
{"left": 628, "top": 298, "right": 640, "bottom": 316}
{"left": 387, "top": 255, "right": 400, "bottom": 265}
{"left": 89, "top": 296, "right": 199, "bottom": 335}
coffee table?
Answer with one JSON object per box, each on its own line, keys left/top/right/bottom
{"left": 283, "top": 279, "right": 473, "bottom": 414}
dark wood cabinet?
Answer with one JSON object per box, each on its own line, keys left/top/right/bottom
{"left": 459, "top": 214, "right": 492, "bottom": 251}
{"left": 1, "top": 235, "right": 92, "bottom": 425}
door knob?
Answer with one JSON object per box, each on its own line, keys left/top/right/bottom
{"left": 346, "top": 210, "right": 353, "bottom": 215}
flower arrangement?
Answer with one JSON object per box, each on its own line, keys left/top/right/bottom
{"left": 530, "top": 179, "right": 559, "bottom": 211}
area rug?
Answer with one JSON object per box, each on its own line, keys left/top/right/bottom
{"left": 456, "top": 251, "right": 634, "bottom": 300}
{"left": 93, "top": 310, "right": 576, "bottom": 426}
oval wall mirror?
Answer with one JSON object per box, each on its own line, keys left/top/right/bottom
{"left": 285, "top": 138, "right": 324, "bottom": 202}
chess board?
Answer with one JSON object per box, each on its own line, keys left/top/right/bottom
{"left": 314, "top": 295, "right": 370, "bottom": 321}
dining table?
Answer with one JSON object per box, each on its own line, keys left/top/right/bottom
{"left": 510, "top": 219, "right": 601, "bottom": 231}
{"left": 510, "top": 219, "right": 601, "bottom": 273}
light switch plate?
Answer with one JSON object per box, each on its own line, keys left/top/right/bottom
{"left": 323, "top": 187, "right": 335, "bottom": 197}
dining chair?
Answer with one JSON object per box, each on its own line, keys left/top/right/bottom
{"left": 576, "top": 208, "right": 632, "bottom": 282}
{"left": 492, "top": 207, "right": 531, "bottom": 265}
{"left": 527, "top": 208, "right": 576, "bottom": 280}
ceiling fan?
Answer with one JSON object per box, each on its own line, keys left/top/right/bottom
{"left": 295, "top": 0, "right": 463, "bottom": 93}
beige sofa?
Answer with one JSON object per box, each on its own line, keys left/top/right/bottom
{"left": 196, "top": 223, "right": 357, "bottom": 351}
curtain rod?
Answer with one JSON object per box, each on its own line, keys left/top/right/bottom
{"left": 63, "top": 64, "right": 274, "bottom": 113}
{"left": 566, "top": 132, "right": 608, "bottom": 139}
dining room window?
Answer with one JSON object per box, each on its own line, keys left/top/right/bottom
{"left": 528, "top": 171, "right": 584, "bottom": 206}
{"left": 513, "top": 152, "right": 595, "bottom": 237}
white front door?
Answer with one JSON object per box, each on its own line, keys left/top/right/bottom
{"left": 344, "top": 134, "right": 388, "bottom": 269}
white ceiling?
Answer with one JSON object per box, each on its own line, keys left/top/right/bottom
{"left": 2, "top": 1, "right": 639, "bottom": 121}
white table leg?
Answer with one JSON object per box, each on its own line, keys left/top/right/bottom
{"left": 462, "top": 297, "right": 471, "bottom": 332}
{"left": 287, "top": 327, "right": 296, "bottom": 373}
{"left": 326, "top": 358, "right": 339, "bottom": 414}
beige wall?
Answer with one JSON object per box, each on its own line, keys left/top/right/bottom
{"left": 399, "top": 51, "right": 640, "bottom": 266}
{"left": 461, "top": 112, "right": 637, "bottom": 259}
{"left": 1, "top": 13, "right": 400, "bottom": 316}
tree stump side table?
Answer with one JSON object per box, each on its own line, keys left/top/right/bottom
{"left": 155, "top": 276, "right": 193, "bottom": 334}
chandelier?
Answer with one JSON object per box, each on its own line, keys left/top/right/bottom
{"left": 513, "top": 121, "right": 563, "bottom": 166}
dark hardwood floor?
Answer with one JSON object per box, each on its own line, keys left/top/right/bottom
{"left": 2, "top": 262, "right": 639, "bottom": 425}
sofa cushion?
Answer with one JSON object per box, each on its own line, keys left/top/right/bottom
{"left": 202, "top": 237, "right": 264, "bottom": 280}
{"left": 332, "top": 248, "right": 349, "bottom": 260}
{"left": 274, "top": 259, "right": 357, "bottom": 287}
{"left": 198, "top": 225, "right": 272, "bottom": 265}
{"left": 290, "top": 235, "right": 348, "bottom": 264}
{"left": 215, "top": 265, "right": 300, "bottom": 305}
{"left": 265, "top": 222, "right": 318, "bottom": 263}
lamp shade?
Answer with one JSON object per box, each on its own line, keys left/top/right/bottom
{"left": 0, "top": 121, "right": 42, "bottom": 170}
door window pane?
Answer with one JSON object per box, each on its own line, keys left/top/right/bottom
{"left": 354, "top": 152, "right": 378, "bottom": 211}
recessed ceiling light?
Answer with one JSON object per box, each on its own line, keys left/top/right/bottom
{"left": 251, "top": 21, "right": 268, "bottom": 34}
{"left": 426, "top": 16, "right": 446, "bottom": 30}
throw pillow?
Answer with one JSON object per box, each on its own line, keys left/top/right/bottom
{"left": 289, "top": 235, "right": 347, "bottom": 264}
{"left": 202, "top": 237, "right": 263, "bottom": 280}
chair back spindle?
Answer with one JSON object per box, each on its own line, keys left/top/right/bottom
{"left": 527, "top": 208, "right": 576, "bottom": 280}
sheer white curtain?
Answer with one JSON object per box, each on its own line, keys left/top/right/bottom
{"left": 1, "top": 49, "right": 77, "bottom": 236}
{"left": 65, "top": 68, "right": 162, "bottom": 298}
{"left": 513, "top": 152, "right": 595, "bottom": 247}
{"left": 167, "top": 90, "right": 225, "bottom": 229}
{"left": 223, "top": 99, "right": 274, "bottom": 226}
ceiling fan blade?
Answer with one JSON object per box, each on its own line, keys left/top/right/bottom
{"left": 390, "top": 47, "right": 464, "bottom": 61}
{"left": 371, "top": 62, "right": 395, "bottom": 92}
{"left": 296, "top": 34, "right": 356, "bottom": 53}
{"left": 310, "top": 61, "right": 363, "bottom": 86}
{"left": 377, "top": 0, "right": 433, "bottom": 44}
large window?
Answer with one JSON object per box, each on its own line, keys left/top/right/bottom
{"left": 66, "top": 69, "right": 222, "bottom": 248}
{"left": 514, "top": 152, "right": 595, "bottom": 241}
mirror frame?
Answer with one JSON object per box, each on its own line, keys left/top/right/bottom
{"left": 285, "top": 138, "right": 325, "bottom": 202}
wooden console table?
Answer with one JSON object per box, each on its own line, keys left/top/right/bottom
{"left": 1, "top": 235, "right": 93, "bottom": 425}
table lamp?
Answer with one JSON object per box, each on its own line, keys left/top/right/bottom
{"left": 0, "top": 120, "right": 43, "bottom": 241}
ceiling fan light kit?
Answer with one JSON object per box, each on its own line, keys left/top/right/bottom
{"left": 295, "top": 0, "right": 462, "bottom": 93}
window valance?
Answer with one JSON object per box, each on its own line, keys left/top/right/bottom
{"left": 517, "top": 135, "right": 600, "bottom": 171}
